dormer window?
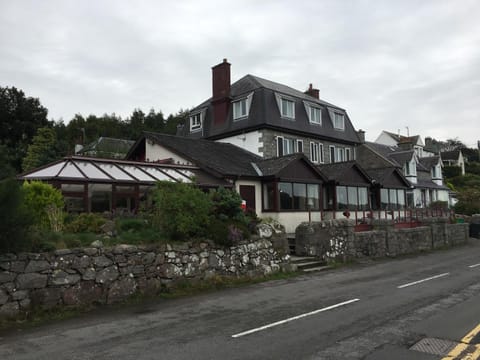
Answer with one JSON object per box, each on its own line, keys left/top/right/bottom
{"left": 275, "top": 93, "right": 295, "bottom": 119}
{"left": 304, "top": 101, "right": 322, "bottom": 124}
{"left": 333, "top": 113, "right": 345, "bottom": 130}
{"left": 189, "top": 112, "right": 203, "bottom": 132}
{"left": 232, "top": 92, "right": 254, "bottom": 120}
{"left": 405, "top": 158, "right": 417, "bottom": 176}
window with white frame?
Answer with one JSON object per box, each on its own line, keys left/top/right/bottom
{"left": 329, "top": 145, "right": 335, "bottom": 163}
{"left": 404, "top": 158, "right": 417, "bottom": 176}
{"left": 310, "top": 142, "right": 319, "bottom": 163}
{"left": 336, "top": 147, "right": 345, "bottom": 162}
{"left": 333, "top": 113, "right": 345, "bottom": 130}
{"left": 190, "top": 112, "right": 202, "bottom": 132}
{"left": 232, "top": 92, "right": 254, "bottom": 120}
{"left": 296, "top": 139, "right": 303, "bottom": 153}
{"left": 345, "top": 148, "right": 351, "bottom": 161}
{"left": 319, "top": 143, "right": 324, "bottom": 163}
{"left": 275, "top": 93, "right": 296, "bottom": 119}
{"left": 281, "top": 98, "right": 295, "bottom": 118}
{"left": 277, "top": 136, "right": 294, "bottom": 156}
{"left": 304, "top": 102, "right": 322, "bottom": 124}
{"left": 233, "top": 99, "right": 247, "bottom": 119}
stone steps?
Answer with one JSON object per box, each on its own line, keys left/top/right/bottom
{"left": 290, "top": 255, "right": 328, "bottom": 273}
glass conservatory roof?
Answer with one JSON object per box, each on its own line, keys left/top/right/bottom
{"left": 19, "top": 156, "right": 196, "bottom": 184}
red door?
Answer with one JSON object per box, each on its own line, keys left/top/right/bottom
{"left": 239, "top": 185, "right": 256, "bottom": 211}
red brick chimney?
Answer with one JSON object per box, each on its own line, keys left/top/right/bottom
{"left": 212, "top": 59, "right": 231, "bottom": 125}
{"left": 304, "top": 83, "right": 320, "bottom": 99}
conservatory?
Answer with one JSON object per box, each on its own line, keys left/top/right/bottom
{"left": 18, "top": 156, "right": 220, "bottom": 214}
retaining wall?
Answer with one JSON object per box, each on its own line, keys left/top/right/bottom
{"left": 296, "top": 217, "right": 470, "bottom": 261}
{"left": 0, "top": 238, "right": 284, "bottom": 319}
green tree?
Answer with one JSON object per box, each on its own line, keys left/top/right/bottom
{"left": 164, "top": 109, "right": 188, "bottom": 135}
{"left": 0, "top": 87, "right": 50, "bottom": 172}
{"left": 0, "top": 179, "right": 33, "bottom": 252}
{"left": 22, "top": 127, "right": 58, "bottom": 171}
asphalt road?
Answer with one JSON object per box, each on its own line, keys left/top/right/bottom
{"left": 1, "top": 240, "right": 480, "bottom": 360}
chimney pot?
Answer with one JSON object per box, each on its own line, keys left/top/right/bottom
{"left": 305, "top": 83, "right": 320, "bottom": 99}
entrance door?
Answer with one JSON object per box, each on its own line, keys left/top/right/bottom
{"left": 239, "top": 185, "right": 256, "bottom": 211}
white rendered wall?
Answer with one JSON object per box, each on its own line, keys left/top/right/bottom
{"left": 216, "top": 131, "right": 263, "bottom": 156}
{"left": 145, "top": 143, "right": 192, "bottom": 165}
{"left": 375, "top": 132, "right": 398, "bottom": 146}
{"left": 259, "top": 212, "right": 322, "bottom": 234}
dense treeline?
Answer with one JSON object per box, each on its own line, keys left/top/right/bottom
{"left": 0, "top": 86, "right": 188, "bottom": 174}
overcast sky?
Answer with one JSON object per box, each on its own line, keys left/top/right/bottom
{"left": 1, "top": 0, "right": 479, "bottom": 146}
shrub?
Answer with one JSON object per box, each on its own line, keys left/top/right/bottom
{"left": 22, "top": 181, "right": 64, "bottom": 230}
{"left": 443, "top": 165, "right": 462, "bottom": 179}
{"left": 209, "top": 187, "right": 244, "bottom": 221}
{"left": 152, "top": 181, "right": 212, "bottom": 240}
{"left": 0, "top": 178, "right": 34, "bottom": 252}
{"left": 117, "top": 218, "right": 147, "bottom": 232}
{"left": 207, "top": 219, "right": 250, "bottom": 247}
{"left": 64, "top": 213, "right": 106, "bottom": 233}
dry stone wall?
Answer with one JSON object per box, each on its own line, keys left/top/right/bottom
{"left": 0, "top": 238, "right": 284, "bottom": 319}
{"left": 295, "top": 217, "right": 470, "bottom": 261}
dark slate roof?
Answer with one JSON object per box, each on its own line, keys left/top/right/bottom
{"left": 388, "top": 150, "right": 415, "bottom": 167}
{"left": 364, "top": 142, "right": 403, "bottom": 166}
{"left": 419, "top": 156, "right": 440, "bottom": 169}
{"left": 184, "top": 74, "right": 361, "bottom": 145}
{"left": 441, "top": 150, "right": 461, "bottom": 161}
{"left": 254, "top": 153, "right": 327, "bottom": 181}
{"left": 317, "top": 161, "right": 372, "bottom": 185}
{"left": 255, "top": 153, "right": 305, "bottom": 177}
{"left": 415, "top": 179, "right": 449, "bottom": 190}
{"left": 365, "top": 167, "right": 410, "bottom": 188}
{"left": 142, "top": 132, "right": 261, "bottom": 178}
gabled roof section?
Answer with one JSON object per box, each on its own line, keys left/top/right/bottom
{"left": 131, "top": 132, "right": 262, "bottom": 178}
{"left": 365, "top": 167, "right": 411, "bottom": 189}
{"left": 388, "top": 150, "right": 416, "bottom": 168}
{"left": 419, "top": 155, "right": 441, "bottom": 170}
{"left": 317, "top": 161, "right": 372, "bottom": 186}
{"left": 255, "top": 153, "right": 327, "bottom": 182}
{"left": 441, "top": 149, "right": 462, "bottom": 161}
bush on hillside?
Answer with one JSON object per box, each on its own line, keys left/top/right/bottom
{"left": 0, "top": 179, "right": 34, "bottom": 252}
{"left": 22, "top": 181, "right": 64, "bottom": 231}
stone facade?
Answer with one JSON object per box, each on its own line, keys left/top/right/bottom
{"left": 258, "top": 129, "right": 356, "bottom": 162}
{"left": 295, "top": 217, "right": 470, "bottom": 261}
{"left": 0, "top": 238, "right": 284, "bottom": 319}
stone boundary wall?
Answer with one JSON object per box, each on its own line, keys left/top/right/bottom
{"left": 0, "top": 238, "right": 284, "bottom": 319}
{"left": 296, "top": 217, "right": 470, "bottom": 261}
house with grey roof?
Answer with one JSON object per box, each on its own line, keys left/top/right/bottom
{"left": 178, "top": 59, "right": 363, "bottom": 165}
{"left": 357, "top": 141, "right": 450, "bottom": 208}
{"left": 440, "top": 149, "right": 465, "bottom": 175}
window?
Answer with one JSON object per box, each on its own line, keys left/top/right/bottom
{"left": 345, "top": 148, "right": 351, "bottom": 161}
{"left": 310, "top": 142, "right": 319, "bottom": 163}
{"left": 263, "top": 183, "right": 275, "bottom": 210}
{"left": 233, "top": 99, "right": 247, "bottom": 119}
{"left": 264, "top": 181, "right": 320, "bottom": 211}
{"left": 281, "top": 98, "right": 295, "bottom": 118}
{"left": 329, "top": 146, "right": 335, "bottom": 163}
{"left": 296, "top": 140, "right": 303, "bottom": 153}
{"left": 333, "top": 113, "right": 345, "bottom": 130}
{"left": 380, "top": 188, "right": 406, "bottom": 210}
{"left": 277, "top": 137, "right": 294, "bottom": 156}
{"left": 336, "top": 148, "right": 345, "bottom": 162}
{"left": 336, "top": 186, "right": 369, "bottom": 211}
{"left": 190, "top": 113, "right": 202, "bottom": 132}
{"left": 304, "top": 102, "right": 322, "bottom": 124}
{"left": 405, "top": 159, "right": 417, "bottom": 176}
{"left": 232, "top": 92, "right": 254, "bottom": 120}
{"left": 319, "top": 143, "right": 324, "bottom": 163}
